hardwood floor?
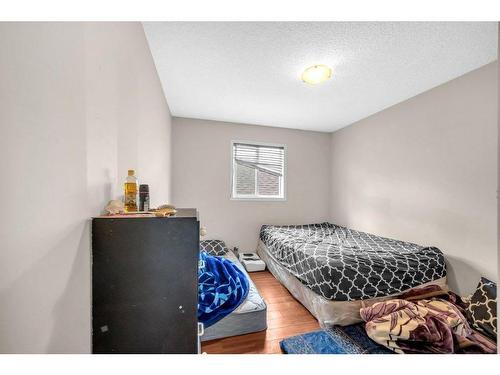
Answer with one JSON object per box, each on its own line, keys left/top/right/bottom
{"left": 201, "top": 270, "right": 320, "bottom": 354}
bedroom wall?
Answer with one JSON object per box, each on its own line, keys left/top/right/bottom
{"left": 0, "top": 22, "right": 172, "bottom": 353}
{"left": 329, "top": 62, "right": 498, "bottom": 295}
{"left": 171, "top": 117, "right": 331, "bottom": 251}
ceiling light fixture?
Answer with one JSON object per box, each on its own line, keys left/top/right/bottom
{"left": 301, "top": 64, "right": 332, "bottom": 85}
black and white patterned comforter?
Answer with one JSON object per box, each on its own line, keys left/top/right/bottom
{"left": 260, "top": 223, "right": 446, "bottom": 301}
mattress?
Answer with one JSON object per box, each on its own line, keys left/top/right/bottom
{"left": 201, "top": 251, "right": 267, "bottom": 342}
{"left": 258, "top": 240, "right": 447, "bottom": 327}
{"left": 260, "top": 223, "right": 446, "bottom": 301}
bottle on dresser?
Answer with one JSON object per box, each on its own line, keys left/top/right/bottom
{"left": 124, "top": 169, "right": 138, "bottom": 213}
{"left": 139, "top": 184, "right": 150, "bottom": 212}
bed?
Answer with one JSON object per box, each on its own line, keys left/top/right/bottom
{"left": 257, "top": 222, "right": 447, "bottom": 327}
{"left": 201, "top": 250, "right": 267, "bottom": 341}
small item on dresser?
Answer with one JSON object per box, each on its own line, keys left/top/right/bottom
{"left": 239, "top": 252, "right": 266, "bottom": 272}
{"left": 124, "top": 169, "right": 138, "bottom": 212}
{"left": 139, "top": 184, "right": 150, "bottom": 212}
{"left": 152, "top": 204, "right": 177, "bottom": 217}
{"left": 104, "top": 200, "right": 125, "bottom": 215}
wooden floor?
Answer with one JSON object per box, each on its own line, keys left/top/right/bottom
{"left": 201, "top": 270, "right": 320, "bottom": 354}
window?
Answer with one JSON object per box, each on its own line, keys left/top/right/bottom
{"left": 231, "top": 141, "right": 286, "bottom": 200}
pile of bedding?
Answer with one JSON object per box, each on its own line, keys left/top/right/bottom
{"left": 198, "top": 240, "right": 268, "bottom": 341}
{"left": 360, "top": 284, "right": 497, "bottom": 354}
{"left": 198, "top": 250, "right": 249, "bottom": 328}
{"left": 280, "top": 281, "right": 497, "bottom": 354}
{"left": 260, "top": 223, "right": 446, "bottom": 301}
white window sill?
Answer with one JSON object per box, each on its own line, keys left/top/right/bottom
{"left": 230, "top": 196, "right": 286, "bottom": 202}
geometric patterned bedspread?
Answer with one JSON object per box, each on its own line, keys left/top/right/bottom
{"left": 260, "top": 223, "right": 446, "bottom": 301}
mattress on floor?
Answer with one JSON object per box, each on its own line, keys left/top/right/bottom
{"left": 257, "top": 240, "right": 447, "bottom": 327}
{"left": 260, "top": 223, "right": 446, "bottom": 301}
{"left": 201, "top": 251, "right": 267, "bottom": 342}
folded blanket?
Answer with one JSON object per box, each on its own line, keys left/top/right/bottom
{"left": 198, "top": 251, "right": 250, "bottom": 328}
{"left": 360, "top": 285, "right": 496, "bottom": 354}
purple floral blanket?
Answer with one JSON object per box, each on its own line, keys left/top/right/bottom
{"left": 360, "top": 285, "right": 496, "bottom": 354}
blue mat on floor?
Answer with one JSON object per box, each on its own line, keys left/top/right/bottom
{"left": 280, "top": 324, "right": 394, "bottom": 354}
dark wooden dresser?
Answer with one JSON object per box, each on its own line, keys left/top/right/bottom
{"left": 91, "top": 208, "right": 199, "bottom": 354}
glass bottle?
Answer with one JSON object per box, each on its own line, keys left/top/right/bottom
{"left": 124, "top": 169, "right": 138, "bottom": 212}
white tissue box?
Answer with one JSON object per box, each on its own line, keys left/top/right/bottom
{"left": 239, "top": 252, "right": 266, "bottom": 272}
{"left": 241, "top": 259, "right": 266, "bottom": 272}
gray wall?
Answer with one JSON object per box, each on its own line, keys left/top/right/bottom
{"left": 329, "top": 62, "right": 498, "bottom": 295}
{"left": 171, "top": 117, "right": 331, "bottom": 251}
{"left": 0, "top": 22, "right": 172, "bottom": 353}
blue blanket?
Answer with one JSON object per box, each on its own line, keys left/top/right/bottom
{"left": 280, "top": 324, "right": 394, "bottom": 354}
{"left": 198, "top": 251, "right": 250, "bottom": 328}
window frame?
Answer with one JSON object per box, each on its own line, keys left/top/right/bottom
{"left": 230, "top": 140, "right": 287, "bottom": 201}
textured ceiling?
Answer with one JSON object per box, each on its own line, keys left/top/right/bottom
{"left": 144, "top": 22, "right": 497, "bottom": 132}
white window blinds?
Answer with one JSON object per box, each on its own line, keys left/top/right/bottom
{"left": 233, "top": 143, "right": 285, "bottom": 176}
{"left": 232, "top": 142, "right": 285, "bottom": 199}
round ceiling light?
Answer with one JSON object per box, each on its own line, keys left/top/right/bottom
{"left": 301, "top": 64, "right": 332, "bottom": 85}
